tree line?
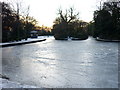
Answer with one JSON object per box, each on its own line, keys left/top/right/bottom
{"left": 2, "top": 0, "right": 120, "bottom": 42}
{"left": 52, "top": 0, "right": 120, "bottom": 40}
{"left": 1, "top": 1, "right": 52, "bottom": 42}
{"left": 88, "top": 0, "right": 120, "bottom": 40}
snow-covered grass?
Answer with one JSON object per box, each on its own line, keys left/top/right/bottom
{"left": 0, "top": 36, "right": 49, "bottom": 46}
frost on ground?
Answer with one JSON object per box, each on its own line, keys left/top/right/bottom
{"left": 0, "top": 78, "right": 38, "bottom": 88}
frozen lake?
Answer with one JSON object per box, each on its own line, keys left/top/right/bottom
{"left": 2, "top": 36, "right": 118, "bottom": 88}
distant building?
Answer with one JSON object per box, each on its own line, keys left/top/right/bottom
{"left": 30, "top": 30, "right": 38, "bottom": 38}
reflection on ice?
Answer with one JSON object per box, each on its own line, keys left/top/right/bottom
{"left": 2, "top": 36, "right": 118, "bottom": 88}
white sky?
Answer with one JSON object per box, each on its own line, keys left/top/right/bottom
{"left": 2, "top": 0, "right": 102, "bottom": 27}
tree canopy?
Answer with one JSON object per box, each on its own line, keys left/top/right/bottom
{"left": 93, "top": 1, "right": 120, "bottom": 40}
{"left": 1, "top": 1, "right": 39, "bottom": 42}
{"left": 52, "top": 7, "right": 88, "bottom": 40}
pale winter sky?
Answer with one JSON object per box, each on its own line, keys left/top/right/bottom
{"left": 2, "top": 0, "right": 103, "bottom": 27}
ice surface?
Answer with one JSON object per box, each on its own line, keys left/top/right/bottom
{"left": 2, "top": 36, "right": 118, "bottom": 88}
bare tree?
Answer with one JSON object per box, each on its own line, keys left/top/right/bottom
{"left": 57, "top": 7, "right": 79, "bottom": 24}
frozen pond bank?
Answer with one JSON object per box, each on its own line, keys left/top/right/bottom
{"left": 0, "top": 36, "right": 46, "bottom": 47}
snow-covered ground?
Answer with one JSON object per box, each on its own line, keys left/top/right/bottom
{"left": 0, "top": 36, "right": 49, "bottom": 46}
